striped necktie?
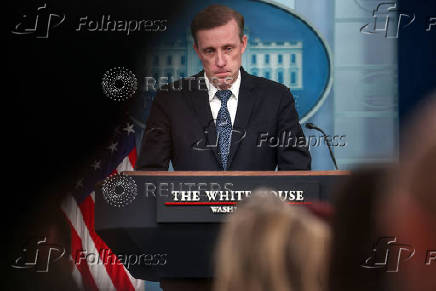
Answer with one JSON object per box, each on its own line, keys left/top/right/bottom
{"left": 215, "top": 90, "right": 233, "bottom": 170}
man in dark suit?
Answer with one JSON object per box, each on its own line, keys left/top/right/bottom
{"left": 136, "top": 4, "right": 311, "bottom": 172}
{"left": 137, "top": 5, "right": 311, "bottom": 290}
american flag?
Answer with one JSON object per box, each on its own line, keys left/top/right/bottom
{"left": 61, "top": 120, "right": 145, "bottom": 290}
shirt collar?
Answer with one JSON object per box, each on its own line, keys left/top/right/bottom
{"left": 204, "top": 69, "right": 241, "bottom": 102}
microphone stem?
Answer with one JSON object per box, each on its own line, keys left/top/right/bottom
{"left": 311, "top": 126, "right": 339, "bottom": 170}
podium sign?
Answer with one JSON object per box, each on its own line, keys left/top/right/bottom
{"left": 154, "top": 175, "right": 320, "bottom": 222}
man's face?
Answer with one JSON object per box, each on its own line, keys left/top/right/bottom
{"left": 194, "top": 19, "right": 247, "bottom": 89}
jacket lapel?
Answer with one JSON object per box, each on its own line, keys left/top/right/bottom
{"left": 227, "top": 68, "right": 257, "bottom": 169}
{"left": 187, "top": 72, "right": 221, "bottom": 167}
{"left": 188, "top": 68, "right": 258, "bottom": 170}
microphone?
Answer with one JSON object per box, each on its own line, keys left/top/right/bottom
{"left": 305, "top": 123, "right": 339, "bottom": 170}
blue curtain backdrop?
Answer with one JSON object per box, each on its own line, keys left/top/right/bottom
{"left": 398, "top": 0, "right": 436, "bottom": 128}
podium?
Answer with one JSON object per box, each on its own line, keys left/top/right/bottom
{"left": 95, "top": 170, "right": 349, "bottom": 281}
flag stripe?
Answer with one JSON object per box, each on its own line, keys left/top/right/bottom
{"left": 78, "top": 196, "right": 136, "bottom": 291}
{"left": 71, "top": 262, "right": 85, "bottom": 290}
{"left": 70, "top": 223, "right": 98, "bottom": 291}
{"left": 116, "top": 155, "right": 135, "bottom": 173}
{"left": 128, "top": 147, "right": 137, "bottom": 169}
{"left": 62, "top": 195, "right": 117, "bottom": 290}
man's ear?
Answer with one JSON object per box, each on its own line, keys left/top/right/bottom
{"left": 193, "top": 43, "right": 200, "bottom": 57}
{"left": 241, "top": 35, "right": 248, "bottom": 54}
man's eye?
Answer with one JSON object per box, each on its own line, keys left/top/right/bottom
{"left": 206, "top": 49, "right": 214, "bottom": 54}
{"left": 226, "top": 47, "right": 232, "bottom": 52}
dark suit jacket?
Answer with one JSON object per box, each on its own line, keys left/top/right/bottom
{"left": 136, "top": 67, "right": 311, "bottom": 171}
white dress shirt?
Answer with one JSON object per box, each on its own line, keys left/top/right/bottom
{"left": 204, "top": 70, "right": 241, "bottom": 126}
